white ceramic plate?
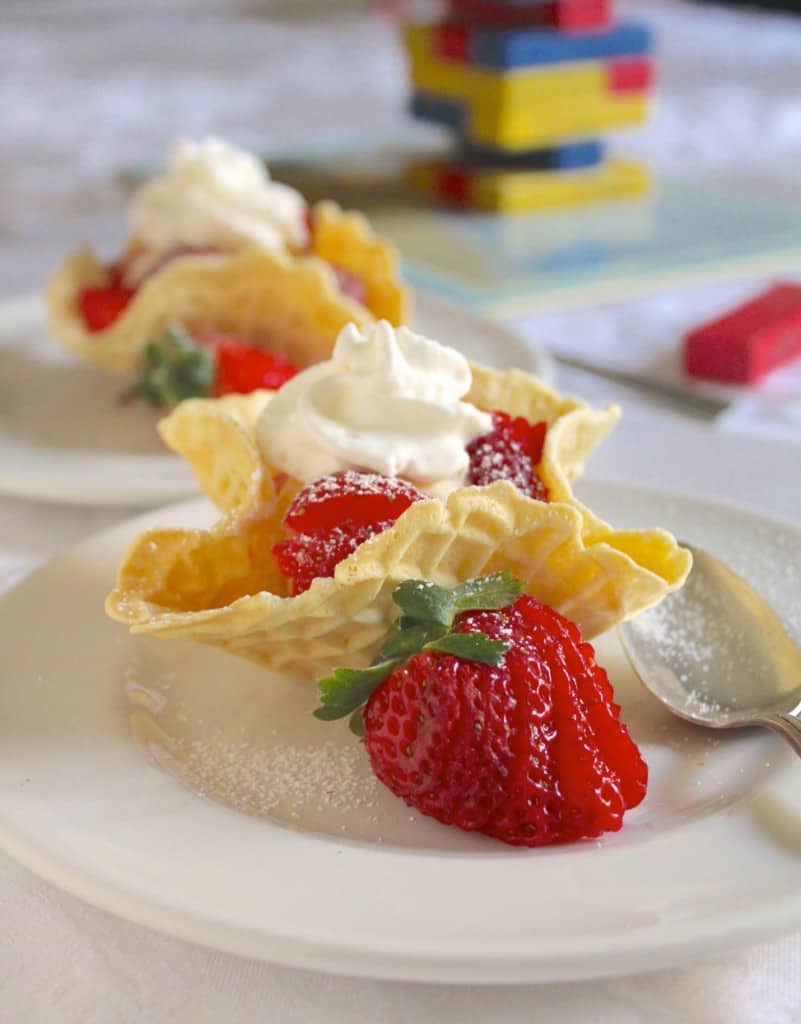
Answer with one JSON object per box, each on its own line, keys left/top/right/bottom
{"left": 1, "top": 481, "right": 800, "bottom": 983}
{"left": 0, "top": 291, "right": 552, "bottom": 507}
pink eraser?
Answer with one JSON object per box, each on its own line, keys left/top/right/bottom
{"left": 683, "top": 283, "right": 801, "bottom": 384}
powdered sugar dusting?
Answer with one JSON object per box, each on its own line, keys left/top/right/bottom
{"left": 164, "top": 737, "right": 379, "bottom": 822}
{"left": 468, "top": 435, "right": 534, "bottom": 493}
{"left": 633, "top": 590, "right": 716, "bottom": 668}
{"left": 465, "top": 413, "right": 548, "bottom": 500}
{"left": 291, "top": 469, "right": 418, "bottom": 506}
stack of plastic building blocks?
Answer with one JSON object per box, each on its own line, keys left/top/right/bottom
{"left": 405, "top": 0, "right": 654, "bottom": 213}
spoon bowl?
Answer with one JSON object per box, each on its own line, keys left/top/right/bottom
{"left": 619, "top": 543, "right": 801, "bottom": 753}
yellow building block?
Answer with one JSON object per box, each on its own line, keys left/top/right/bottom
{"left": 406, "top": 24, "right": 651, "bottom": 149}
{"left": 471, "top": 93, "right": 648, "bottom": 149}
{"left": 408, "top": 158, "right": 651, "bottom": 213}
{"left": 408, "top": 35, "right": 610, "bottom": 107}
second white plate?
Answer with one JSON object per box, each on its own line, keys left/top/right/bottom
{"left": 0, "top": 290, "right": 552, "bottom": 507}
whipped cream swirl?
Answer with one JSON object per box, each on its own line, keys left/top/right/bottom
{"left": 127, "top": 137, "right": 307, "bottom": 280}
{"left": 255, "top": 321, "right": 492, "bottom": 498}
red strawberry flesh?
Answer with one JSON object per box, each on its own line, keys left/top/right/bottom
{"left": 273, "top": 519, "right": 393, "bottom": 596}
{"left": 363, "top": 596, "right": 647, "bottom": 846}
{"left": 201, "top": 335, "right": 299, "bottom": 396}
{"left": 78, "top": 284, "right": 135, "bottom": 332}
{"left": 274, "top": 471, "right": 427, "bottom": 593}
{"left": 467, "top": 411, "right": 548, "bottom": 501}
{"left": 283, "top": 470, "right": 426, "bottom": 535}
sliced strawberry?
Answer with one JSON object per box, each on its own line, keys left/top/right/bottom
{"left": 466, "top": 410, "right": 548, "bottom": 501}
{"left": 273, "top": 519, "right": 393, "bottom": 596}
{"left": 283, "top": 471, "right": 425, "bottom": 536}
{"left": 78, "top": 284, "right": 135, "bottom": 332}
{"left": 368, "top": 598, "right": 646, "bottom": 845}
{"left": 314, "top": 573, "right": 647, "bottom": 848}
{"left": 201, "top": 336, "right": 299, "bottom": 396}
{"left": 504, "top": 411, "right": 548, "bottom": 464}
{"left": 273, "top": 471, "right": 427, "bottom": 593}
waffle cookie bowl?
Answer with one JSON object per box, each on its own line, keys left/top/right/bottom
{"left": 47, "top": 201, "right": 407, "bottom": 376}
{"left": 107, "top": 357, "right": 690, "bottom": 680}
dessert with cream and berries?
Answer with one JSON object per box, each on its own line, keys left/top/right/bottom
{"left": 107, "top": 319, "right": 691, "bottom": 679}
{"left": 47, "top": 138, "right": 407, "bottom": 399}
{"left": 107, "top": 321, "right": 688, "bottom": 847}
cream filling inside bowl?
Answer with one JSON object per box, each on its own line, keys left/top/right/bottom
{"left": 256, "top": 321, "right": 492, "bottom": 498}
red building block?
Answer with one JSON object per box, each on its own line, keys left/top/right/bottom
{"left": 555, "top": 0, "right": 610, "bottom": 30}
{"left": 437, "top": 22, "right": 470, "bottom": 60}
{"left": 684, "top": 283, "right": 801, "bottom": 384}
{"left": 608, "top": 57, "right": 654, "bottom": 93}
{"left": 447, "top": 0, "right": 611, "bottom": 32}
{"left": 438, "top": 167, "right": 472, "bottom": 204}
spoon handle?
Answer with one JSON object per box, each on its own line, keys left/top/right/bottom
{"left": 762, "top": 713, "right": 801, "bottom": 758}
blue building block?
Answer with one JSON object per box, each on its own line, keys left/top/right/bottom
{"left": 410, "top": 92, "right": 465, "bottom": 132}
{"left": 460, "top": 139, "right": 604, "bottom": 170}
{"left": 469, "top": 20, "right": 652, "bottom": 69}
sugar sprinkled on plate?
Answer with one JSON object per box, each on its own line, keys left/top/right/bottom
{"left": 167, "top": 737, "right": 379, "bottom": 821}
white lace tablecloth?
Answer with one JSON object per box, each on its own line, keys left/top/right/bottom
{"left": 3, "top": 2, "right": 801, "bottom": 1020}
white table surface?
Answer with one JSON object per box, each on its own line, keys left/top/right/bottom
{"left": 2, "top": 1, "right": 801, "bottom": 1020}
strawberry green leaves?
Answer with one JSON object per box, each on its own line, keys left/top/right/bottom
{"left": 425, "top": 632, "right": 508, "bottom": 663}
{"left": 392, "top": 572, "right": 523, "bottom": 629}
{"left": 315, "top": 664, "right": 399, "bottom": 722}
{"left": 314, "top": 572, "right": 523, "bottom": 735}
{"left": 120, "top": 324, "right": 215, "bottom": 408}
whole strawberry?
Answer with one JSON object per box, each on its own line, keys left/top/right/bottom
{"left": 315, "top": 573, "right": 647, "bottom": 847}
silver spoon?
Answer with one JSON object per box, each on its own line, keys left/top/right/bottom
{"left": 619, "top": 543, "right": 801, "bottom": 756}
